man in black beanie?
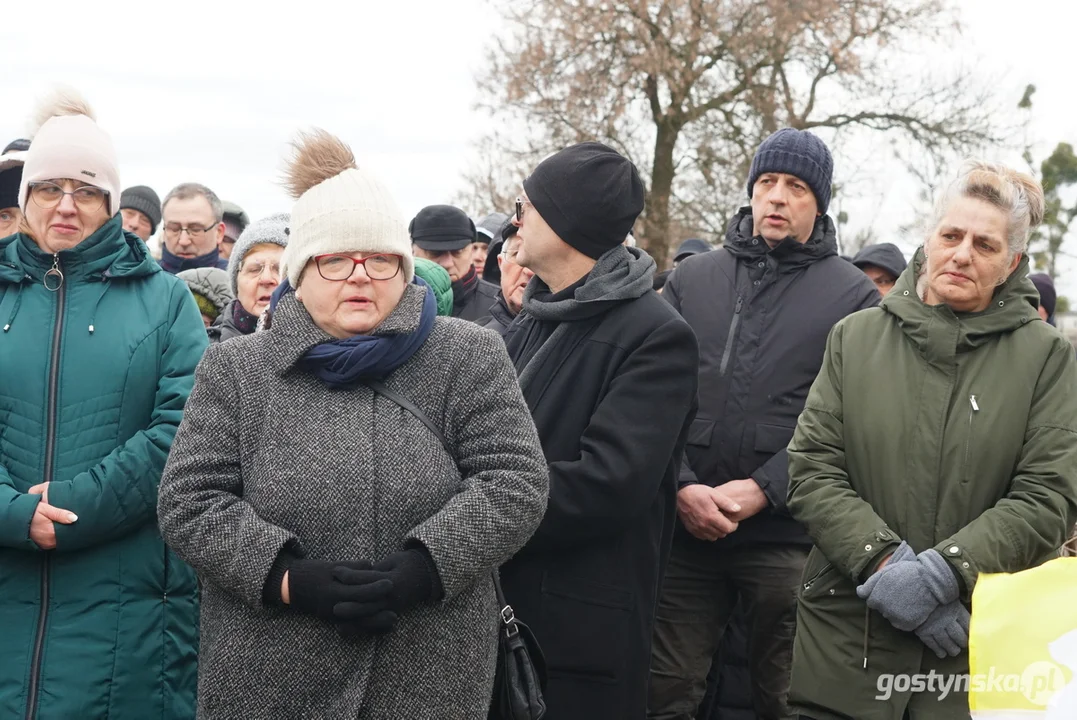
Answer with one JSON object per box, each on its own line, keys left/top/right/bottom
{"left": 410, "top": 204, "right": 499, "bottom": 322}
{"left": 649, "top": 128, "right": 879, "bottom": 720}
{"left": 119, "top": 185, "right": 162, "bottom": 243}
{"left": 498, "top": 141, "right": 699, "bottom": 720}
{"left": 0, "top": 140, "right": 28, "bottom": 239}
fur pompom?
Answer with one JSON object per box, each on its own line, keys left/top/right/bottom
{"left": 30, "top": 87, "right": 96, "bottom": 137}
{"left": 283, "top": 129, "right": 357, "bottom": 199}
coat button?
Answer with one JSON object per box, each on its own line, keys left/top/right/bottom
{"left": 865, "top": 544, "right": 873, "bottom": 551}
{"left": 758, "top": 261, "right": 765, "bottom": 267}
{"left": 949, "top": 546, "right": 960, "bottom": 554}
{"left": 754, "top": 280, "right": 760, "bottom": 285}
{"left": 962, "top": 562, "right": 970, "bottom": 569}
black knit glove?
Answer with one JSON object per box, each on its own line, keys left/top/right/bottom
{"left": 285, "top": 559, "right": 393, "bottom": 622}
{"left": 335, "top": 549, "right": 442, "bottom": 614}
{"left": 335, "top": 610, "right": 399, "bottom": 639}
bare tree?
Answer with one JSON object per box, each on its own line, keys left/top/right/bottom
{"left": 467, "top": 0, "right": 1003, "bottom": 268}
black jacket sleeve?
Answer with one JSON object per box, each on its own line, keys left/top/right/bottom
{"left": 527, "top": 316, "right": 700, "bottom": 550}
{"left": 750, "top": 276, "right": 880, "bottom": 512}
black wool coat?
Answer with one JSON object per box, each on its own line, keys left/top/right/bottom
{"left": 500, "top": 287, "right": 699, "bottom": 720}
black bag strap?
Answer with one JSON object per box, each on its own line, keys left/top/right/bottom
{"left": 365, "top": 379, "right": 451, "bottom": 456}
{"left": 363, "top": 379, "right": 514, "bottom": 615}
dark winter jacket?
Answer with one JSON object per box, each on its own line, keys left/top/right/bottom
{"left": 158, "top": 283, "right": 549, "bottom": 719}
{"left": 452, "top": 266, "right": 500, "bottom": 322}
{"left": 477, "top": 292, "right": 516, "bottom": 336}
{"left": 663, "top": 208, "right": 879, "bottom": 548}
{"left": 786, "top": 251, "right": 1077, "bottom": 719}
{"left": 207, "top": 298, "right": 256, "bottom": 344}
{"left": 0, "top": 215, "right": 208, "bottom": 719}
{"left": 500, "top": 245, "right": 699, "bottom": 720}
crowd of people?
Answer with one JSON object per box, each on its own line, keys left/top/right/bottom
{"left": 0, "top": 89, "right": 1075, "bottom": 720}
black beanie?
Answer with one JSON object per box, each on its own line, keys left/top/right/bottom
{"left": 523, "top": 142, "right": 645, "bottom": 259}
{"left": 409, "top": 205, "right": 476, "bottom": 252}
{"left": 0, "top": 168, "right": 20, "bottom": 210}
{"left": 120, "top": 186, "right": 163, "bottom": 233}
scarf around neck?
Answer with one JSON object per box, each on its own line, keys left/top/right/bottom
{"left": 299, "top": 277, "right": 437, "bottom": 388}
{"left": 160, "top": 245, "right": 226, "bottom": 274}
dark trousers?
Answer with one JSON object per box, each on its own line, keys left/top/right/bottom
{"left": 648, "top": 539, "right": 809, "bottom": 720}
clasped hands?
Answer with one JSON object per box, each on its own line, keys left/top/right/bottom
{"left": 856, "top": 541, "right": 969, "bottom": 659}
{"left": 676, "top": 479, "right": 769, "bottom": 542}
{"left": 282, "top": 550, "right": 435, "bottom": 638}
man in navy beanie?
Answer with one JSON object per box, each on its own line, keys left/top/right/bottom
{"left": 649, "top": 129, "right": 879, "bottom": 720}
{"left": 499, "top": 141, "right": 699, "bottom": 720}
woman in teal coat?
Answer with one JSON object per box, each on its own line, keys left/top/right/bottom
{"left": 0, "top": 93, "right": 207, "bottom": 718}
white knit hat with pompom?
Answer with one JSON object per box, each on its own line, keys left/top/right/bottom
{"left": 279, "top": 129, "right": 413, "bottom": 288}
{"left": 19, "top": 88, "right": 120, "bottom": 217}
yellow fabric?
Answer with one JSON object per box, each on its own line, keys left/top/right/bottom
{"left": 969, "top": 557, "right": 1077, "bottom": 717}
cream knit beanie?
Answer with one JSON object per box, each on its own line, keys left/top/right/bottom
{"left": 280, "top": 129, "right": 413, "bottom": 288}
{"left": 19, "top": 89, "right": 120, "bottom": 217}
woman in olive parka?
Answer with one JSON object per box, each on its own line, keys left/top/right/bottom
{"left": 787, "top": 161, "right": 1077, "bottom": 720}
{"left": 0, "top": 93, "right": 206, "bottom": 719}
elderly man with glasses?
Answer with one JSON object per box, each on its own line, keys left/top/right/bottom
{"left": 159, "top": 182, "right": 229, "bottom": 274}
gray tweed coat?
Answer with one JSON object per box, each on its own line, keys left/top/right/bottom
{"left": 158, "top": 283, "right": 549, "bottom": 719}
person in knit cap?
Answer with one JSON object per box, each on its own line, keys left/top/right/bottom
{"left": 412, "top": 256, "right": 454, "bottom": 316}
{"left": 0, "top": 139, "right": 28, "bottom": 238}
{"left": 410, "top": 204, "right": 500, "bottom": 322}
{"left": 159, "top": 182, "right": 229, "bottom": 273}
{"left": 473, "top": 210, "right": 509, "bottom": 277}
{"left": 219, "top": 200, "right": 250, "bottom": 260}
{"left": 496, "top": 141, "right": 699, "bottom": 720}
{"left": 0, "top": 89, "right": 206, "bottom": 719}
{"left": 119, "top": 185, "right": 161, "bottom": 242}
{"left": 1029, "top": 272, "right": 1057, "bottom": 325}
{"left": 206, "top": 212, "right": 289, "bottom": 343}
{"left": 852, "top": 242, "right": 908, "bottom": 298}
{"left": 648, "top": 128, "right": 879, "bottom": 720}
{"left": 158, "top": 128, "right": 548, "bottom": 720}
{"left": 177, "top": 266, "right": 234, "bottom": 328}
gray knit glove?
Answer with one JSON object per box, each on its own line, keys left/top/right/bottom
{"left": 915, "top": 601, "right": 970, "bottom": 658}
{"left": 856, "top": 542, "right": 960, "bottom": 631}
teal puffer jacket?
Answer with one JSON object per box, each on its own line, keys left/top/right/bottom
{"left": 0, "top": 215, "right": 208, "bottom": 719}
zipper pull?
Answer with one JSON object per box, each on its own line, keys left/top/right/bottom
{"left": 43, "top": 254, "right": 64, "bottom": 292}
{"left": 734, "top": 296, "right": 743, "bottom": 314}
{"left": 970, "top": 395, "right": 979, "bottom": 412}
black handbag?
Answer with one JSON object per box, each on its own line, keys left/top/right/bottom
{"left": 363, "top": 380, "right": 547, "bottom": 720}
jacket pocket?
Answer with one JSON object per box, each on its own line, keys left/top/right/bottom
{"left": 540, "top": 572, "right": 632, "bottom": 683}
{"left": 686, "top": 418, "right": 714, "bottom": 447}
{"left": 755, "top": 423, "right": 795, "bottom": 454}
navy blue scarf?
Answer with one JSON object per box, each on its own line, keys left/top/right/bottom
{"left": 299, "top": 278, "right": 436, "bottom": 388}
{"left": 160, "top": 245, "right": 227, "bottom": 274}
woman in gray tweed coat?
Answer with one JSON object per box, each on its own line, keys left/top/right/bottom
{"left": 158, "top": 129, "right": 549, "bottom": 719}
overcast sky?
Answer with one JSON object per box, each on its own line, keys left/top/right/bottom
{"left": 3, "top": 0, "right": 1076, "bottom": 292}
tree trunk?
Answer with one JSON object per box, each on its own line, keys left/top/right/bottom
{"left": 642, "top": 120, "right": 679, "bottom": 270}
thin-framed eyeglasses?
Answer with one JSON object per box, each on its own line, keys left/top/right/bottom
{"left": 313, "top": 253, "right": 402, "bottom": 281}
{"left": 29, "top": 181, "right": 108, "bottom": 211}
{"left": 164, "top": 221, "right": 219, "bottom": 240}
{"left": 240, "top": 261, "right": 282, "bottom": 279}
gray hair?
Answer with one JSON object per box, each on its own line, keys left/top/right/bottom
{"left": 928, "top": 160, "right": 1046, "bottom": 259}
{"left": 501, "top": 232, "right": 521, "bottom": 257}
{"left": 163, "top": 182, "right": 223, "bottom": 223}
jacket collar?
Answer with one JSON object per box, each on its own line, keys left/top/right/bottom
{"left": 265, "top": 281, "right": 428, "bottom": 376}
{"left": 722, "top": 206, "right": 838, "bottom": 271}
{"left": 881, "top": 247, "right": 1039, "bottom": 364}
{"left": 0, "top": 215, "right": 159, "bottom": 284}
